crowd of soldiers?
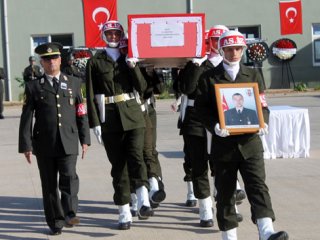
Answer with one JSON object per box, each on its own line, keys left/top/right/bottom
{"left": 17, "top": 20, "right": 288, "bottom": 240}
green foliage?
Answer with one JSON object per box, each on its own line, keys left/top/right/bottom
{"left": 294, "top": 83, "right": 307, "bottom": 92}
{"left": 314, "top": 85, "right": 320, "bottom": 91}
{"left": 15, "top": 77, "right": 25, "bottom": 88}
{"left": 81, "top": 83, "right": 86, "bottom": 98}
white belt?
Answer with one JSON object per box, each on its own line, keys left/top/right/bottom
{"left": 146, "top": 98, "right": 152, "bottom": 105}
{"left": 187, "top": 99, "right": 195, "bottom": 107}
{"left": 141, "top": 104, "right": 146, "bottom": 112}
{"left": 105, "top": 93, "right": 135, "bottom": 104}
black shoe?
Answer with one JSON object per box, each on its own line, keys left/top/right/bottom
{"left": 131, "top": 209, "right": 137, "bottom": 217}
{"left": 150, "top": 201, "right": 159, "bottom": 209}
{"left": 236, "top": 213, "right": 243, "bottom": 222}
{"left": 49, "top": 227, "right": 62, "bottom": 235}
{"left": 267, "top": 231, "right": 289, "bottom": 240}
{"left": 235, "top": 189, "right": 246, "bottom": 205}
{"left": 65, "top": 215, "right": 80, "bottom": 226}
{"left": 0, "top": 114, "right": 4, "bottom": 119}
{"left": 200, "top": 219, "right": 214, "bottom": 227}
{"left": 185, "top": 199, "right": 197, "bottom": 207}
{"left": 151, "top": 189, "right": 166, "bottom": 204}
{"left": 138, "top": 205, "right": 153, "bottom": 220}
{"left": 118, "top": 221, "right": 131, "bottom": 230}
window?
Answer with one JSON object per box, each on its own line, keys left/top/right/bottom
{"left": 31, "top": 34, "right": 73, "bottom": 55}
{"left": 312, "top": 23, "right": 320, "bottom": 66}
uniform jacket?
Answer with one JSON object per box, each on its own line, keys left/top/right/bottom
{"left": 62, "top": 65, "right": 84, "bottom": 79}
{"left": 18, "top": 73, "right": 91, "bottom": 156}
{"left": 224, "top": 107, "right": 259, "bottom": 126}
{"left": 23, "top": 65, "right": 42, "bottom": 82}
{"left": 195, "top": 62, "right": 270, "bottom": 161}
{"left": 178, "top": 60, "right": 215, "bottom": 137}
{"left": 86, "top": 51, "right": 147, "bottom": 132}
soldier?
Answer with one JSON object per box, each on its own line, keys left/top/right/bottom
{"left": 62, "top": 54, "right": 84, "bottom": 79}
{"left": 85, "top": 20, "right": 152, "bottom": 230}
{"left": 0, "top": 66, "right": 5, "bottom": 119}
{"left": 23, "top": 56, "right": 43, "bottom": 82}
{"left": 18, "top": 42, "right": 91, "bottom": 235}
{"left": 195, "top": 30, "right": 288, "bottom": 240}
{"left": 176, "top": 25, "right": 232, "bottom": 228}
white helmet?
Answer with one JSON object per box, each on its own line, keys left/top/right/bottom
{"left": 101, "top": 20, "right": 124, "bottom": 48}
{"left": 208, "top": 25, "right": 229, "bottom": 53}
{"left": 218, "top": 30, "right": 247, "bottom": 66}
{"left": 208, "top": 25, "right": 229, "bottom": 38}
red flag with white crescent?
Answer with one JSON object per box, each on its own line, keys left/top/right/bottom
{"left": 279, "top": 0, "right": 303, "bottom": 35}
{"left": 83, "top": 0, "right": 118, "bottom": 48}
{"left": 222, "top": 94, "right": 229, "bottom": 112}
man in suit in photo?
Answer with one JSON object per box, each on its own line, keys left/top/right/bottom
{"left": 224, "top": 93, "right": 258, "bottom": 126}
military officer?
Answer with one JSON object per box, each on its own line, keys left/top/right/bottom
{"left": 18, "top": 42, "right": 91, "bottom": 235}
{"left": 0, "top": 66, "right": 5, "bottom": 119}
{"left": 195, "top": 30, "right": 288, "bottom": 240}
{"left": 86, "top": 20, "right": 152, "bottom": 230}
{"left": 23, "top": 56, "right": 43, "bottom": 82}
{"left": 224, "top": 93, "right": 259, "bottom": 126}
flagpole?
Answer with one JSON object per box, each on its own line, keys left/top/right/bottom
{"left": 3, "top": 0, "right": 12, "bottom": 101}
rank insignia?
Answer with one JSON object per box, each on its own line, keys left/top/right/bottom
{"left": 61, "top": 82, "right": 67, "bottom": 90}
{"left": 69, "top": 98, "right": 74, "bottom": 105}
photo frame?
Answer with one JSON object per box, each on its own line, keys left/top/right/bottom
{"left": 214, "top": 83, "right": 264, "bottom": 135}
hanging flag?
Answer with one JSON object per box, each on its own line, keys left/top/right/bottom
{"left": 279, "top": 0, "right": 303, "bottom": 35}
{"left": 83, "top": 0, "right": 118, "bottom": 48}
{"left": 222, "top": 94, "right": 229, "bottom": 112}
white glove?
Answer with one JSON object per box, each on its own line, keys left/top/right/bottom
{"left": 192, "top": 55, "right": 207, "bottom": 66}
{"left": 214, "top": 123, "right": 230, "bottom": 137}
{"left": 93, "top": 126, "right": 102, "bottom": 144}
{"left": 258, "top": 123, "right": 269, "bottom": 136}
{"left": 126, "top": 57, "right": 139, "bottom": 68}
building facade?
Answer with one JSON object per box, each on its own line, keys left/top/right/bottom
{"left": 1, "top": 0, "right": 319, "bottom": 100}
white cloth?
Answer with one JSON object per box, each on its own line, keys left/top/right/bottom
{"left": 186, "top": 181, "right": 197, "bottom": 201}
{"left": 199, "top": 196, "right": 213, "bottom": 221}
{"left": 192, "top": 55, "right": 207, "bottom": 66}
{"left": 130, "top": 193, "right": 138, "bottom": 212}
{"left": 179, "top": 95, "right": 188, "bottom": 122}
{"left": 223, "top": 62, "right": 239, "bottom": 81}
{"left": 126, "top": 56, "right": 139, "bottom": 68}
{"left": 106, "top": 48, "right": 120, "bottom": 62}
{"left": 206, "top": 129, "right": 212, "bottom": 154}
{"left": 208, "top": 53, "right": 223, "bottom": 67}
{"left": 94, "top": 94, "right": 105, "bottom": 123}
{"left": 118, "top": 204, "right": 132, "bottom": 223}
{"left": 148, "top": 177, "right": 159, "bottom": 199}
{"left": 214, "top": 123, "right": 230, "bottom": 137}
{"left": 257, "top": 217, "right": 274, "bottom": 240}
{"left": 222, "top": 228, "right": 237, "bottom": 240}
{"left": 258, "top": 123, "right": 269, "bottom": 136}
{"left": 93, "top": 126, "right": 102, "bottom": 144}
{"left": 260, "top": 106, "right": 310, "bottom": 159}
{"left": 136, "top": 185, "right": 150, "bottom": 209}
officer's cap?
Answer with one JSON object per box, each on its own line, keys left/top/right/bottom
{"left": 29, "top": 56, "right": 36, "bottom": 61}
{"left": 35, "top": 42, "right": 63, "bottom": 59}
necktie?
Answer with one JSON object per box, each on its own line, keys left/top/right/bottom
{"left": 238, "top": 109, "right": 241, "bottom": 114}
{"left": 53, "top": 77, "right": 59, "bottom": 92}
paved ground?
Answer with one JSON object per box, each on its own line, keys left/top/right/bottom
{"left": 0, "top": 93, "right": 320, "bottom": 240}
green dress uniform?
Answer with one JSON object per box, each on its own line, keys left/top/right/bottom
{"left": 86, "top": 51, "right": 148, "bottom": 206}
{"left": 179, "top": 60, "right": 215, "bottom": 199}
{"left": 195, "top": 62, "right": 275, "bottom": 231}
{"left": 18, "top": 73, "right": 91, "bottom": 230}
{"left": 141, "top": 68, "right": 164, "bottom": 180}
{"left": 23, "top": 64, "right": 43, "bottom": 82}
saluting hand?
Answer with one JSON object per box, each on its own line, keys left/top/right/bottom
{"left": 24, "top": 151, "right": 32, "bottom": 164}
{"left": 81, "top": 144, "right": 88, "bottom": 159}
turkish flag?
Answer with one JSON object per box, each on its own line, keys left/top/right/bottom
{"left": 83, "top": 0, "right": 117, "bottom": 48}
{"left": 279, "top": 0, "right": 303, "bottom": 35}
{"left": 222, "top": 94, "right": 229, "bottom": 112}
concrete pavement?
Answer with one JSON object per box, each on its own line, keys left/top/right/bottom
{"left": 0, "top": 93, "right": 320, "bottom": 239}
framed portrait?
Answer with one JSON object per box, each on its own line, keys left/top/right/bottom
{"left": 214, "top": 83, "right": 264, "bottom": 135}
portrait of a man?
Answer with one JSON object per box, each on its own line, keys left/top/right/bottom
{"left": 224, "top": 92, "right": 258, "bottom": 126}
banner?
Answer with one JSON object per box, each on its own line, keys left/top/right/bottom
{"left": 279, "top": 0, "right": 303, "bottom": 35}
{"left": 83, "top": 0, "right": 117, "bottom": 48}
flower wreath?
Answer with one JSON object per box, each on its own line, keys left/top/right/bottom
{"left": 272, "top": 38, "right": 297, "bottom": 61}
{"left": 72, "top": 50, "right": 93, "bottom": 71}
{"left": 246, "top": 42, "right": 269, "bottom": 62}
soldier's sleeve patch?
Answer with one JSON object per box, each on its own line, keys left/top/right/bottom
{"left": 259, "top": 93, "right": 268, "bottom": 107}
{"left": 76, "top": 103, "right": 87, "bottom": 117}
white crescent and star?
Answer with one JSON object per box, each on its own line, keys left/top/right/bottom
{"left": 92, "top": 7, "right": 110, "bottom": 30}
{"left": 285, "top": 7, "right": 297, "bottom": 23}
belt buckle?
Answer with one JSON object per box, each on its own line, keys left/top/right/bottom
{"left": 114, "top": 94, "right": 125, "bottom": 103}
